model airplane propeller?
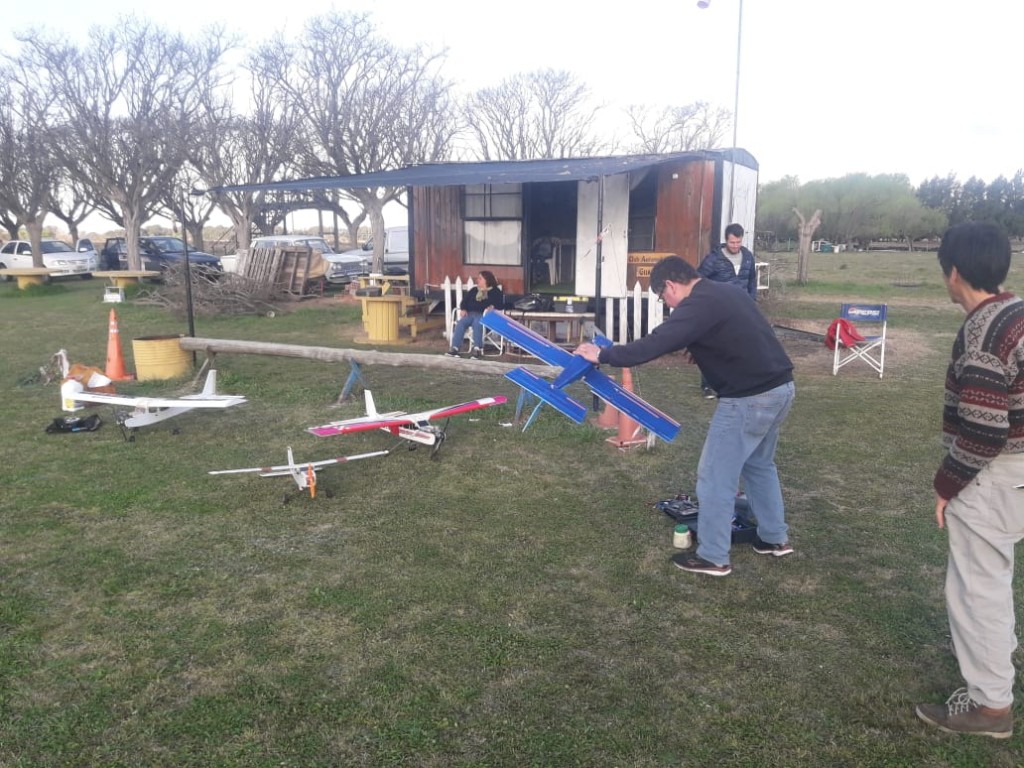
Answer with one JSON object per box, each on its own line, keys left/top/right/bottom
{"left": 209, "top": 445, "right": 392, "bottom": 500}
{"left": 307, "top": 390, "right": 507, "bottom": 456}
{"left": 480, "top": 311, "right": 681, "bottom": 442}
{"left": 60, "top": 369, "right": 247, "bottom": 437}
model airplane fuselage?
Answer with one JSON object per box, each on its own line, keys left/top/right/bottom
{"left": 307, "top": 390, "right": 507, "bottom": 448}
{"left": 60, "top": 369, "right": 247, "bottom": 429}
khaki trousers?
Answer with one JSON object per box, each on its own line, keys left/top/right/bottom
{"left": 945, "top": 453, "right": 1024, "bottom": 708}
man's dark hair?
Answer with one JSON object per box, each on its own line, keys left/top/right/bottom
{"left": 650, "top": 255, "right": 699, "bottom": 295}
{"left": 724, "top": 223, "right": 745, "bottom": 240}
{"left": 937, "top": 222, "right": 1011, "bottom": 294}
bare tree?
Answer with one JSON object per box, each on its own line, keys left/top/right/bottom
{"left": 0, "top": 62, "right": 62, "bottom": 265}
{"left": 624, "top": 101, "right": 732, "bottom": 154}
{"left": 193, "top": 61, "right": 302, "bottom": 253}
{"left": 50, "top": 171, "right": 98, "bottom": 244}
{"left": 255, "top": 12, "right": 458, "bottom": 271}
{"left": 15, "top": 19, "right": 232, "bottom": 270}
{"left": 464, "top": 69, "right": 606, "bottom": 161}
{"left": 794, "top": 208, "right": 822, "bottom": 285}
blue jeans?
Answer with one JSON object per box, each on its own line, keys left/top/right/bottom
{"left": 695, "top": 381, "right": 795, "bottom": 565}
{"left": 452, "top": 312, "right": 484, "bottom": 349}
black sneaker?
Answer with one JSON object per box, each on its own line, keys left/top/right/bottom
{"left": 751, "top": 536, "right": 794, "bottom": 557}
{"left": 445, "top": 347, "right": 461, "bottom": 357}
{"left": 916, "top": 688, "right": 1013, "bottom": 738}
{"left": 702, "top": 387, "right": 717, "bottom": 400}
{"left": 470, "top": 347, "right": 483, "bottom": 359}
{"left": 671, "top": 551, "right": 731, "bottom": 576}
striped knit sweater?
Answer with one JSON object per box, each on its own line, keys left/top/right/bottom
{"left": 934, "top": 292, "right": 1024, "bottom": 500}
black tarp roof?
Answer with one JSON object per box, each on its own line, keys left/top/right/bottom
{"left": 206, "top": 148, "right": 757, "bottom": 195}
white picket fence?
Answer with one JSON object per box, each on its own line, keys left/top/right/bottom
{"left": 439, "top": 276, "right": 668, "bottom": 344}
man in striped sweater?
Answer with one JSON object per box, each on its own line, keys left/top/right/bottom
{"left": 916, "top": 222, "right": 1024, "bottom": 739}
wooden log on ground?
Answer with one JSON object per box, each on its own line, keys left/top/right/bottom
{"left": 179, "top": 337, "right": 555, "bottom": 377}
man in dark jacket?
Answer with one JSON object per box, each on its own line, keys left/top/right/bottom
{"left": 694, "top": 223, "right": 759, "bottom": 398}
{"left": 575, "top": 255, "right": 795, "bottom": 577}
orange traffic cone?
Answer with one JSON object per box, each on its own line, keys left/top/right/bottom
{"left": 593, "top": 370, "right": 621, "bottom": 430}
{"left": 606, "top": 367, "right": 648, "bottom": 451}
{"left": 105, "top": 308, "right": 134, "bottom": 381}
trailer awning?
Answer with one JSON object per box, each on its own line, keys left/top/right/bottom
{"left": 205, "top": 148, "right": 758, "bottom": 195}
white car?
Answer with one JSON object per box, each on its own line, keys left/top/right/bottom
{"left": 250, "top": 234, "right": 367, "bottom": 284}
{"left": 339, "top": 226, "right": 410, "bottom": 275}
{"left": 0, "top": 238, "right": 96, "bottom": 280}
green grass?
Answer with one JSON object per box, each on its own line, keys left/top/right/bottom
{"left": 1, "top": 261, "right": 1022, "bottom": 766}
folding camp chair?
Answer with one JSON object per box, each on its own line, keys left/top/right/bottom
{"left": 832, "top": 303, "right": 887, "bottom": 378}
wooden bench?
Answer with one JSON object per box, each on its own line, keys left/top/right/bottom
{"left": 92, "top": 270, "right": 162, "bottom": 288}
{"left": 0, "top": 268, "right": 58, "bottom": 289}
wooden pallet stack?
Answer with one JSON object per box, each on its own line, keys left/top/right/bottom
{"left": 238, "top": 244, "right": 327, "bottom": 299}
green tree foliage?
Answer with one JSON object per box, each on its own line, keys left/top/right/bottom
{"left": 758, "top": 173, "right": 946, "bottom": 249}
{"left": 916, "top": 170, "right": 1024, "bottom": 236}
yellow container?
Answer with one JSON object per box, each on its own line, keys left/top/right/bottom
{"left": 364, "top": 297, "right": 401, "bottom": 342}
{"left": 132, "top": 335, "right": 191, "bottom": 381}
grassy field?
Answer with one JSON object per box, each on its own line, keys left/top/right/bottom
{"left": 2, "top": 251, "right": 1022, "bottom": 766}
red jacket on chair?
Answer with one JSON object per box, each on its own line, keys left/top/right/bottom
{"left": 825, "top": 318, "right": 866, "bottom": 350}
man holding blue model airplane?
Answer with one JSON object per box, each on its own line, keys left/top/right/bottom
{"left": 574, "top": 254, "right": 795, "bottom": 577}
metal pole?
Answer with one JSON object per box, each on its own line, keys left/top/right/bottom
{"left": 728, "top": 0, "right": 743, "bottom": 224}
{"left": 181, "top": 193, "right": 196, "bottom": 344}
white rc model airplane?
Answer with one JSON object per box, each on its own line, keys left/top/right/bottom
{"left": 307, "top": 390, "right": 507, "bottom": 455}
{"left": 209, "top": 445, "right": 392, "bottom": 500}
{"left": 60, "top": 369, "right": 247, "bottom": 434}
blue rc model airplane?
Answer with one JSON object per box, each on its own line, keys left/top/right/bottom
{"left": 480, "top": 312, "right": 681, "bottom": 443}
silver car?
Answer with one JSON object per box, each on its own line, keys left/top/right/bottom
{"left": 0, "top": 238, "right": 95, "bottom": 280}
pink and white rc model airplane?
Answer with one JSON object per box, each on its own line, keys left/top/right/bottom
{"left": 307, "top": 390, "right": 507, "bottom": 454}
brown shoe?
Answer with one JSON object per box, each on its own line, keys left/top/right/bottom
{"left": 915, "top": 688, "right": 1013, "bottom": 738}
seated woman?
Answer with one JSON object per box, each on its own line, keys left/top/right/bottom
{"left": 447, "top": 271, "right": 504, "bottom": 358}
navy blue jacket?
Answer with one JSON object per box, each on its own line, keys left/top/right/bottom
{"left": 698, "top": 244, "right": 757, "bottom": 298}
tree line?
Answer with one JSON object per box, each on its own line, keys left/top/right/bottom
{"left": 757, "top": 171, "right": 1024, "bottom": 252}
{"left": 0, "top": 12, "right": 729, "bottom": 272}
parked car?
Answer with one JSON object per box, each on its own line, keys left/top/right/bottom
{"left": 103, "top": 236, "right": 223, "bottom": 274}
{"left": 100, "top": 238, "right": 127, "bottom": 270}
{"left": 250, "top": 234, "right": 367, "bottom": 285}
{"left": 75, "top": 238, "right": 100, "bottom": 272}
{"left": 339, "top": 226, "right": 409, "bottom": 274}
{"left": 0, "top": 238, "right": 95, "bottom": 280}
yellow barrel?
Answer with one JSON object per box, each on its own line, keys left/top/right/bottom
{"left": 132, "top": 335, "right": 191, "bottom": 381}
{"left": 364, "top": 297, "right": 400, "bottom": 342}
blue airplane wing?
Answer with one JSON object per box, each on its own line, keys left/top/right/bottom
{"left": 481, "top": 311, "right": 577, "bottom": 368}
{"left": 582, "top": 368, "right": 681, "bottom": 442}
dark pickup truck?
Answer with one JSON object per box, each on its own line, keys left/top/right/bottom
{"left": 101, "top": 236, "right": 223, "bottom": 273}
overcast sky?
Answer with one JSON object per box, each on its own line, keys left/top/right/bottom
{"left": 4, "top": 0, "right": 1021, "bottom": 231}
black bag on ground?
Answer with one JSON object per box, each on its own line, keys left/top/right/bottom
{"left": 655, "top": 492, "right": 758, "bottom": 543}
{"left": 46, "top": 414, "right": 102, "bottom": 434}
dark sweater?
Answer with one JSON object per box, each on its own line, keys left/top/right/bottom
{"left": 460, "top": 286, "right": 503, "bottom": 313}
{"left": 698, "top": 244, "right": 758, "bottom": 298}
{"left": 934, "top": 292, "right": 1024, "bottom": 500}
{"left": 597, "top": 279, "right": 792, "bottom": 398}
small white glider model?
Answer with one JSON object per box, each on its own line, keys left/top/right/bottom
{"left": 209, "top": 445, "right": 391, "bottom": 499}
{"left": 307, "top": 390, "right": 507, "bottom": 454}
{"left": 60, "top": 369, "right": 247, "bottom": 432}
